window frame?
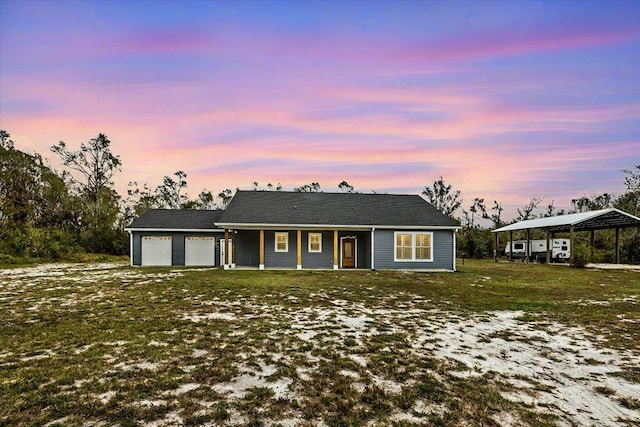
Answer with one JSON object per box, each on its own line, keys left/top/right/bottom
{"left": 308, "top": 232, "right": 322, "bottom": 253}
{"left": 274, "top": 232, "right": 289, "bottom": 252}
{"left": 395, "top": 233, "right": 413, "bottom": 261}
{"left": 393, "top": 231, "right": 434, "bottom": 262}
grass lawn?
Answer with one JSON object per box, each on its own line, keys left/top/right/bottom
{"left": 0, "top": 260, "right": 638, "bottom": 426}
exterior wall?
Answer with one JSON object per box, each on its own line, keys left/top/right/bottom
{"left": 132, "top": 231, "right": 223, "bottom": 266}
{"left": 264, "top": 230, "right": 297, "bottom": 268}
{"left": 233, "top": 230, "right": 371, "bottom": 269}
{"left": 374, "top": 229, "right": 454, "bottom": 270}
{"left": 338, "top": 231, "right": 370, "bottom": 269}
{"left": 301, "top": 231, "right": 335, "bottom": 269}
{"left": 234, "top": 230, "right": 260, "bottom": 266}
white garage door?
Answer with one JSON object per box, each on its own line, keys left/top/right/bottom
{"left": 141, "top": 236, "right": 172, "bottom": 266}
{"left": 185, "top": 236, "right": 216, "bottom": 266}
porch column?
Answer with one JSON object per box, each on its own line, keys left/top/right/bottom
{"left": 224, "top": 229, "right": 229, "bottom": 270}
{"left": 590, "top": 230, "right": 595, "bottom": 263}
{"left": 509, "top": 230, "right": 513, "bottom": 262}
{"left": 546, "top": 229, "right": 551, "bottom": 264}
{"left": 297, "top": 229, "right": 302, "bottom": 270}
{"left": 333, "top": 230, "right": 339, "bottom": 270}
{"left": 569, "top": 225, "right": 575, "bottom": 266}
{"left": 615, "top": 227, "right": 620, "bottom": 264}
{"left": 232, "top": 230, "right": 236, "bottom": 268}
{"left": 259, "top": 229, "right": 265, "bottom": 270}
{"left": 526, "top": 228, "right": 530, "bottom": 263}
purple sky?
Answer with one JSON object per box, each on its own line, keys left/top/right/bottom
{"left": 1, "top": 0, "right": 639, "bottom": 218}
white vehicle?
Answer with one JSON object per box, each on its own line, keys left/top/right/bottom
{"left": 504, "top": 239, "right": 570, "bottom": 262}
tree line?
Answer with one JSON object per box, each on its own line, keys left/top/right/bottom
{"left": 1, "top": 131, "right": 638, "bottom": 263}
{"left": 423, "top": 171, "right": 640, "bottom": 264}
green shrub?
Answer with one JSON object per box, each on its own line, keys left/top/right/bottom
{"left": 571, "top": 243, "right": 590, "bottom": 268}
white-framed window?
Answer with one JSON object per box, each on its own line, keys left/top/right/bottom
{"left": 394, "top": 231, "right": 433, "bottom": 262}
{"left": 415, "top": 233, "right": 432, "bottom": 260}
{"left": 275, "top": 232, "right": 288, "bottom": 252}
{"left": 308, "top": 233, "right": 322, "bottom": 253}
{"left": 396, "top": 233, "right": 413, "bottom": 260}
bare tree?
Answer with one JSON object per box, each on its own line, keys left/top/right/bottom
{"left": 156, "top": 171, "right": 188, "bottom": 209}
{"left": 197, "top": 190, "right": 216, "bottom": 210}
{"left": 515, "top": 197, "right": 542, "bottom": 222}
{"left": 338, "top": 181, "right": 355, "bottom": 193}
{"left": 570, "top": 194, "right": 612, "bottom": 213}
{"left": 294, "top": 182, "right": 321, "bottom": 192}
{"left": 462, "top": 198, "right": 487, "bottom": 229}
{"left": 422, "top": 177, "right": 462, "bottom": 217}
{"left": 50, "top": 133, "right": 122, "bottom": 226}
{"left": 623, "top": 165, "right": 639, "bottom": 192}
{"left": 218, "top": 188, "right": 234, "bottom": 207}
{"left": 489, "top": 200, "right": 504, "bottom": 228}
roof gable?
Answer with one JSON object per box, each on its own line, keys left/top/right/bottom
{"left": 218, "top": 191, "right": 457, "bottom": 227}
{"left": 127, "top": 209, "right": 224, "bottom": 229}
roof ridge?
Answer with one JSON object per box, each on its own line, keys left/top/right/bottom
{"left": 235, "top": 189, "right": 421, "bottom": 197}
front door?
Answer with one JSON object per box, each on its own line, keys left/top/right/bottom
{"left": 341, "top": 238, "right": 356, "bottom": 268}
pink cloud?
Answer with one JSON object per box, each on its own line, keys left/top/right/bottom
{"left": 223, "top": 21, "right": 640, "bottom": 67}
{"left": 398, "top": 23, "right": 640, "bottom": 63}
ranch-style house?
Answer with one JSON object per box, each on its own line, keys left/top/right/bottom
{"left": 126, "top": 191, "right": 460, "bottom": 271}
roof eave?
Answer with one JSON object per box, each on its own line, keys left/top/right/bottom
{"left": 216, "top": 222, "right": 459, "bottom": 230}
{"left": 125, "top": 228, "right": 225, "bottom": 232}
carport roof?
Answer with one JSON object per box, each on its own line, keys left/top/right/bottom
{"left": 492, "top": 208, "right": 640, "bottom": 233}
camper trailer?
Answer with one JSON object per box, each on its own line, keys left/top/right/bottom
{"left": 504, "top": 239, "right": 570, "bottom": 262}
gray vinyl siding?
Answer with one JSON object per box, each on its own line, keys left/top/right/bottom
{"left": 338, "top": 231, "right": 370, "bottom": 269}
{"left": 301, "top": 231, "right": 335, "bottom": 269}
{"left": 131, "top": 231, "right": 223, "bottom": 266}
{"left": 264, "top": 231, "right": 297, "bottom": 268}
{"left": 374, "top": 229, "right": 454, "bottom": 270}
{"left": 234, "top": 230, "right": 260, "bottom": 266}
{"left": 233, "top": 230, "right": 371, "bottom": 269}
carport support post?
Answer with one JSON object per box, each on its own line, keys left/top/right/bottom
{"left": 615, "top": 227, "right": 620, "bottom": 264}
{"left": 296, "top": 229, "right": 302, "bottom": 270}
{"left": 259, "top": 229, "right": 265, "bottom": 270}
{"left": 526, "top": 228, "right": 530, "bottom": 263}
{"left": 509, "top": 230, "right": 513, "bottom": 262}
{"left": 546, "top": 229, "right": 550, "bottom": 264}
{"left": 333, "top": 230, "right": 339, "bottom": 270}
{"left": 224, "top": 229, "right": 229, "bottom": 270}
{"left": 590, "top": 230, "right": 595, "bottom": 263}
{"left": 569, "top": 225, "right": 575, "bottom": 266}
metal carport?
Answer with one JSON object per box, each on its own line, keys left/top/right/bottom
{"left": 492, "top": 208, "right": 640, "bottom": 265}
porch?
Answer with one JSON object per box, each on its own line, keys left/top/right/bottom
{"left": 221, "top": 228, "right": 372, "bottom": 270}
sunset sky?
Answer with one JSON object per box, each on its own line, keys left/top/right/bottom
{"left": 1, "top": 0, "right": 638, "bottom": 218}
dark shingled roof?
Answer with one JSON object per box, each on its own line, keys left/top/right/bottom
{"left": 127, "top": 209, "right": 224, "bottom": 229}
{"left": 218, "top": 191, "right": 457, "bottom": 227}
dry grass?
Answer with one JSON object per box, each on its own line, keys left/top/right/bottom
{"left": 0, "top": 260, "right": 638, "bottom": 426}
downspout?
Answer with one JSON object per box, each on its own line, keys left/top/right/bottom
{"left": 453, "top": 229, "right": 457, "bottom": 272}
{"left": 371, "top": 227, "right": 375, "bottom": 270}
